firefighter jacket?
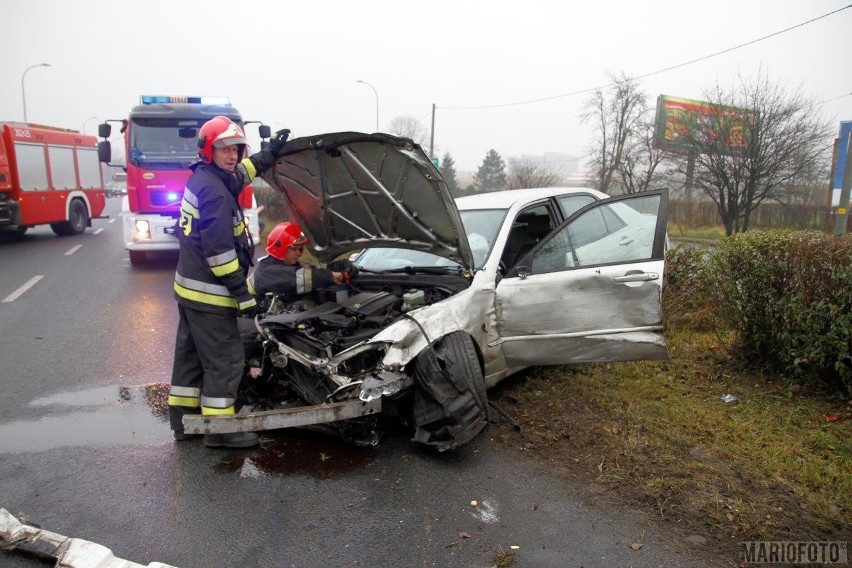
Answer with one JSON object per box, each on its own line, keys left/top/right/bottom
{"left": 173, "top": 160, "right": 258, "bottom": 315}
{"left": 247, "top": 255, "right": 338, "bottom": 306}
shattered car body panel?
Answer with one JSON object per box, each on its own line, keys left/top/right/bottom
{"left": 185, "top": 133, "right": 670, "bottom": 451}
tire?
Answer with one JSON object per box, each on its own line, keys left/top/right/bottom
{"left": 51, "top": 199, "right": 89, "bottom": 236}
{"left": 129, "top": 251, "right": 147, "bottom": 265}
{"left": 411, "top": 331, "right": 489, "bottom": 451}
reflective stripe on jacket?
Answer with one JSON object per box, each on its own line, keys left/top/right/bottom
{"left": 173, "top": 161, "right": 256, "bottom": 315}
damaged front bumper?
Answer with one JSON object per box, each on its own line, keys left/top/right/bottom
{"left": 182, "top": 398, "right": 382, "bottom": 435}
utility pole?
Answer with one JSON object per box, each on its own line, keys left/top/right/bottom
{"left": 429, "top": 103, "right": 435, "bottom": 158}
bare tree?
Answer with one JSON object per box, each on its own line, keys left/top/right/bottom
{"left": 386, "top": 115, "right": 428, "bottom": 148}
{"left": 581, "top": 71, "right": 649, "bottom": 194}
{"left": 506, "top": 157, "right": 562, "bottom": 189}
{"left": 617, "top": 115, "right": 667, "bottom": 194}
{"left": 683, "top": 70, "right": 832, "bottom": 235}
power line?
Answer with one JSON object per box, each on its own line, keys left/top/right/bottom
{"left": 440, "top": 4, "right": 852, "bottom": 111}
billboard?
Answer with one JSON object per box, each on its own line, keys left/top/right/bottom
{"left": 654, "top": 95, "right": 752, "bottom": 155}
{"left": 831, "top": 121, "right": 852, "bottom": 207}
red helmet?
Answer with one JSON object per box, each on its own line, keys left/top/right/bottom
{"left": 197, "top": 116, "right": 247, "bottom": 163}
{"left": 266, "top": 222, "right": 309, "bottom": 260}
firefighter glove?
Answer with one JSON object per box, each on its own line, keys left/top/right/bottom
{"left": 269, "top": 129, "right": 291, "bottom": 156}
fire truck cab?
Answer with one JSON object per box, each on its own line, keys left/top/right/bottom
{"left": 0, "top": 123, "right": 106, "bottom": 236}
{"left": 98, "top": 96, "right": 267, "bottom": 264}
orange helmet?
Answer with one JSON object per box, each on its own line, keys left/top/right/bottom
{"left": 266, "top": 222, "right": 309, "bottom": 260}
{"left": 197, "top": 116, "right": 247, "bottom": 163}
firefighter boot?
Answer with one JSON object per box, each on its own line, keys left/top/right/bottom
{"left": 203, "top": 432, "right": 260, "bottom": 449}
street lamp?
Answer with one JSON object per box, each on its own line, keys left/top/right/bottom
{"left": 21, "top": 63, "right": 51, "bottom": 123}
{"left": 355, "top": 79, "right": 379, "bottom": 131}
{"left": 81, "top": 116, "right": 98, "bottom": 134}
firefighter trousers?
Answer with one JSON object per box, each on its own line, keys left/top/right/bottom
{"left": 168, "top": 304, "right": 244, "bottom": 432}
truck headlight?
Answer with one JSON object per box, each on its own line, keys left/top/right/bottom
{"left": 135, "top": 220, "right": 151, "bottom": 239}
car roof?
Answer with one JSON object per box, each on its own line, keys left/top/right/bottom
{"left": 455, "top": 187, "right": 607, "bottom": 210}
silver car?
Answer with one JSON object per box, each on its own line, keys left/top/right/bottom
{"left": 184, "top": 133, "right": 669, "bottom": 450}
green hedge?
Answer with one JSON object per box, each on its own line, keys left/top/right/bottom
{"left": 665, "top": 231, "right": 852, "bottom": 393}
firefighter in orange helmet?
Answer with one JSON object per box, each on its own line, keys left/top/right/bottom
{"left": 168, "top": 116, "right": 289, "bottom": 448}
{"left": 247, "top": 222, "right": 357, "bottom": 306}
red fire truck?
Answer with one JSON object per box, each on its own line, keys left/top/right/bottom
{"left": 0, "top": 123, "right": 106, "bottom": 236}
{"left": 98, "top": 96, "right": 268, "bottom": 264}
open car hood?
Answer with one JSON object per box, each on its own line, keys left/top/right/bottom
{"left": 260, "top": 132, "right": 473, "bottom": 269}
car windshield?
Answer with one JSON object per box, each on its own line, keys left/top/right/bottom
{"left": 355, "top": 208, "right": 507, "bottom": 271}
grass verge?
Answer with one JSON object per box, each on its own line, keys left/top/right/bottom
{"left": 489, "top": 329, "right": 851, "bottom": 549}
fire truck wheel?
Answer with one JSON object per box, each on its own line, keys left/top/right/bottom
{"left": 50, "top": 199, "right": 89, "bottom": 236}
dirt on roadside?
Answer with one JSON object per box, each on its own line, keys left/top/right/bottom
{"left": 486, "top": 358, "right": 852, "bottom": 564}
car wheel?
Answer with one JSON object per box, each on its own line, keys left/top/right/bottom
{"left": 51, "top": 199, "right": 89, "bottom": 236}
{"left": 411, "top": 331, "right": 489, "bottom": 451}
{"left": 129, "top": 251, "right": 147, "bottom": 265}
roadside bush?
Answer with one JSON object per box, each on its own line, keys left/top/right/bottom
{"left": 662, "top": 246, "right": 716, "bottom": 330}
{"left": 708, "top": 230, "right": 852, "bottom": 393}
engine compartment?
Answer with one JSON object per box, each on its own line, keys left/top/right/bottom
{"left": 259, "top": 285, "right": 453, "bottom": 355}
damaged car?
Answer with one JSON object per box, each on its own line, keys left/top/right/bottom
{"left": 183, "top": 132, "right": 670, "bottom": 451}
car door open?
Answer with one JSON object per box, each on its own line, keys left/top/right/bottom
{"left": 494, "top": 189, "right": 669, "bottom": 367}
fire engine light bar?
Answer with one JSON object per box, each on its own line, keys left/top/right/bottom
{"left": 140, "top": 95, "right": 232, "bottom": 106}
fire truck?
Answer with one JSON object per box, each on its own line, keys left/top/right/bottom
{"left": 0, "top": 123, "right": 106, "bottom": 236}
{"left": 97, "top": 96, "right": 269, "bottom": 264}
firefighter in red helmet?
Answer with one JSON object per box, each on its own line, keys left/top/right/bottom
{"left": 247, "top": 222, "right": 357, "bottom": 306}
{"left": 168, "top": 116, "right": 290, "bottom": 448}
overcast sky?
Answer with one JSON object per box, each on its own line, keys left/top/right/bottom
{"left": 3, "top": 0, "right": 850, "bottom": 172}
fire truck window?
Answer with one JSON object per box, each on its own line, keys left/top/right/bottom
{"left": 78, "top": 148, "right": 102, "bottom": 189}
{"left": 14, "top": 143, "right": 49, "bottom": 191}
{"left": 48, "top": 145, "right": 76, "bottom": 190}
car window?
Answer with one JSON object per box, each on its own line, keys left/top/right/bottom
{"left": 501, "top": 204, "right": 555, "bottom": 269}
{"left": 557, "top": 194, "right": 596, "bottom": 219}
{"left": 530, "top": 193, "right": 661, "bottom": 272}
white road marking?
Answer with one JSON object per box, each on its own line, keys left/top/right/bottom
{"left": 65, "top": 245, "right": 83, "bottom": 256}
{"left": 94, "top": 228, "right": 104, "bottom": 235}
{"left": 3, "top": 275, "right": 44, "bottom": 303}
{"left": 109, "top": 218, "right": 116, "bottom": 223}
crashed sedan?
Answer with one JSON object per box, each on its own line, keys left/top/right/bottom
{"left": 183, "top": 132, "right": 670, "bottom": 451}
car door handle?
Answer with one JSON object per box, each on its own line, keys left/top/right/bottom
{"left": 619, "top": 235, "right": 634, "bottom": 246}
{"left": 613, "top": 272, "right": 659, "bottom": 283}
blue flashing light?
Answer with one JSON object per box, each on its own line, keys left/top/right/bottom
{"left": 139, "top": 95, "right": 231, "bottom": 106}
{"left": 166, "top": 191, "right": 181, "bottom": 203}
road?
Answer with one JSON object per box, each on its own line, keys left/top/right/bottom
{"left": 0, "top": 199, "right": 720, "bottom": 567}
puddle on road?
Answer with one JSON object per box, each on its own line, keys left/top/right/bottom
{"left": 215, "top": 432, "right": 377, "bottom": 479}
{"left": 0, "top": 383, "right": 172, "bottom": 453}
{"left": 3, "top": 383, "right": 378, "bottom": 479}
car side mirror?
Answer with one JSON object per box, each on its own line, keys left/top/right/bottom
{"left": 98, "top": 123, "right": 111, "bottom": 138}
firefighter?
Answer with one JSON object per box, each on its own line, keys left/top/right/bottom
{"left": 168, "top": 116, "right": 288, "bottom": 448}
{"left": 247, "top": 222, "right": 357, "bottom": 306}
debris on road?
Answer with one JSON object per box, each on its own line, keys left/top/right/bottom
{"left": 0, "top": 508, "right": 176, "bottom": 568}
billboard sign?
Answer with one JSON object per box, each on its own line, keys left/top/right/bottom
{"left": 654, "top": 95, "right": 752, "bottom": 155}
{"left": 831, "top": 121, "right": 852, "bottom": 207}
